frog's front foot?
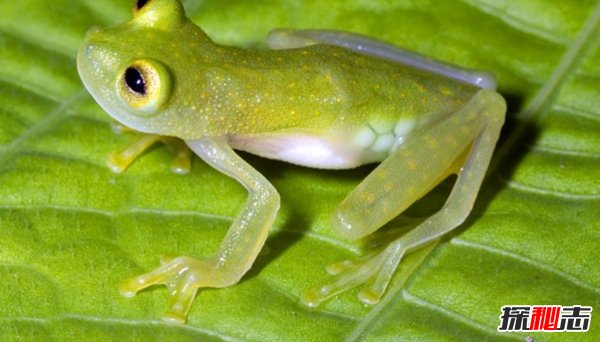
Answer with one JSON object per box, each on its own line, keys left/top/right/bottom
{"left": 119, "top": 256, "right": 227, "bottom": 324}
{"left": 302, "top": 241, "right": 406, "bottom": 307}
{"left": 106, "top": 124, "right": 192, "bottom": 174}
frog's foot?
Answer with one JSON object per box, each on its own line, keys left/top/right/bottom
{"left": 302, "top": 241, "right": 405, "bottom": 307}
{"left": 119, "top": 256, "right": 227, "bottom": 324}
{"left": 362, "top": 217, "right": 423, "bottom": 249}
{"left": 106, "top": 133, "right": 192, "bottom": 174}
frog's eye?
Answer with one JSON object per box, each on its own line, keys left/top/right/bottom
{"left": 136, "top": 0, "right": 150, "bottom": 10}
{"left": 118, "top": 59, "right": 172, "bottom": 115}
{"left": 132, "top": 0, "right": 185, "bottom": 27}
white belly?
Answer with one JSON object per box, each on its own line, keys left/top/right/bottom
{"left": 228, "top": 134, "right": 378, "bottom": 169}
{"left": 227, "top": 119, "right": 417, "bottom": 169}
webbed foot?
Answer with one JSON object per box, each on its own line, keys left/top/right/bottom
{"left": 106, "top": 122, "right": 192, "bottom": 174}
{"left": 302, "top": 241, "right": 406, "bottom": 307}
{"left": 120, "top": 256, "right": 229, "bottom": 324}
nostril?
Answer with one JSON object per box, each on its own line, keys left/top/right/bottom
{"left": 85, "top": 44, "right": 96, "bottom": 58}
{"left": 84, "top": 26, "right": 101, "bottom": 40}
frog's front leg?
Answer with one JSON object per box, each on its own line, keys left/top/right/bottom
{"left": 119, "top": 137, "right": 280, "bottom": 323}
{"left": 303, "top": 89, "right": 505, "bottom": 307}
{"left": 106, "top": 123, "right": 192, "bottom": 174}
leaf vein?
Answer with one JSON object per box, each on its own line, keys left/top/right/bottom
{"left": 498, "top": 175, "right": 600, "bottom": 200}
{"left": 402, "top": 291, "right": 522, "bottom": 340}
{"left": 459, "top": 0, "right": 570, "bottom": 44}
{"left": 553, "top": 103, "right": 600, "bottom": 121}
{"left": 529, "top": 145, "right": 600, "bottom": 159}
{"left": 489, "top": 2, "right": 600, "bottom": 173}
{"left": 0, "top": 315, "right": 246, "bottom": 342}
{"left": 0, "top": 90, "right": 87, "bottom": 166}
{"left": 452, "top": 239, "right": 600, "bottom": 295}
{"left": 0, "top": 74, "right": 63, "bottom": 103}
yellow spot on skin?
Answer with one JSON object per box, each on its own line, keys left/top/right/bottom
{"left": 360, "top": 192, "right": 376, "bottom": 205}
{"left": 444, "top": 135, "right": 458, "bottom": 147}
{"left": 426, "top": 137, "right": 438, "bottom": 149}
{"left": 440, "top": 87, "right": 453, "bottom": 96}
{"left": 374, "top": 170, "right": 387, "bottom": 181}
{"left": 407, "top": 160, "right": 417, "bottom": 170}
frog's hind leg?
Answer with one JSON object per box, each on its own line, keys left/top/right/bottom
{"left": 107, "top": 126, "right": 192, "bottom": 174}
{"left": 267, "top": 29, "right": 496, "bottom": 89}
{"left": 302, "top": 89, "right": 505, "bottom": 307}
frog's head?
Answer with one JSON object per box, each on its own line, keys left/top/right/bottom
{"left": 77, "top": 0, "right": 210, "bottom": 139}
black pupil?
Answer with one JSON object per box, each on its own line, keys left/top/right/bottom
{"left": 125, "top": 67, "right": 146, "bottom": 95}
{"left": 136, "top": 0, "right": 149, "bottom": 10}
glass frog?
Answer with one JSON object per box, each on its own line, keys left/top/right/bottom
{"left": 77, "top": 0, "right": 506, "bottom": 324}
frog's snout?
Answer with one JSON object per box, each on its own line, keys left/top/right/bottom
{"left": 78, "top": 29, "right": 118, "bottom": 73}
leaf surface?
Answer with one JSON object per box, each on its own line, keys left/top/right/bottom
{"left": 0, "top": 0, "right": 599, "bottom": 341}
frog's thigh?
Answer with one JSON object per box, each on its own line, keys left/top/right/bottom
{"left": 360, "top": 89, "right": 504, "bottom": 297}
{"left": 334, "top": 89, "right": 505, "bottom": 240}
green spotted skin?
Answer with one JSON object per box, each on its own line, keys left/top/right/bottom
{"left": 78, "top": 1, "right": 477, "bottom": 144}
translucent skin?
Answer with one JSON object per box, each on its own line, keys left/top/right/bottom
{"left": 77, "top": 0, "right": 505, "bottom": 324}
{"left": 77, "top": 0, "right": 476, "bottom": 142}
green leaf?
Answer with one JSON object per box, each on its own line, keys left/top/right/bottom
{"left": 1, "top": 0, "right": 599, "bottom": 341}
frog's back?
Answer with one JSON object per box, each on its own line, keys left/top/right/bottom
{"left": 199, "top": 43, "right": 478, "bottom": 137}
{"left": 219, "top": 44, "right": 480, "bottom": 169}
